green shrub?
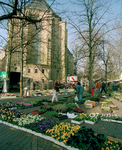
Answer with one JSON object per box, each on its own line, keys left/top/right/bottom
{"left": 28, "top": 101, "right": 38, "bottom": 104}
{"left": 78, "top": 99, "right": 87, "bottom": 104}
{"left": 52, "top": 104, "right": 68, "bottom": 113}
{"left": 44, "top": 105, "right": 52, "bottom": 111}
{"left": 45, "top": 111, "right": 58, "bottom": 116}
{"left": 66, "top": 103, "right": 76, "bottom": 111}
{"left": 35, "top": 99, "right": 43, "bottom": 102}
{"left": 105, "top": 99, "right": 112, "bottom": 102}
{"left": 37, "top": 109, "right": 45, "bottom": 112}
{"left": 42, "top": 102, "right": 48, "bottom": 105}
{"left": 91, "top": 95, "right": 99, "bottom": 100}
{"left": 53, "top": 101, "right": 64, "bottom": 104}
{"left": 82, "top": 93, "right": 91, "bottom": 97}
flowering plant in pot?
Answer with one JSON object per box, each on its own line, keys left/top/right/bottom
{"left": 25, "top": 118, "right": 56, "bottom": 134}
{"left": 101, "top": 140, "right": 122, "bottom": 150}
{"left": 73, "top": 108, "right": 84, "bottom": 113}
{"left": 0, "top": 102, "right": 18, "bottom": 108}
{"left": 73, "top": 113, "right": 87, "bottom": 121}
{"left": 101, "top": 114, "right": 112, "bottom": 121}
{"left": 46, "top": 122, "right": 80, "bottom": 143}
{"left": 85, "top": 113, "right": 100, "bottom": 122}
{"left": 0, "top": 108, "right": 27, "bottom": 123}
{"left": 13, "top": 114, "right": 44, "bottom": 126}
{"left": 66, "top": 126, "right": 107, "bottom": 149}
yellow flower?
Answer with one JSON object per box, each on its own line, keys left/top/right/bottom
{"left": 63, "top": 140, "right": 67, "bottom": 143}
{"left": 72, "top": 133, "right": 74, "bottom": 136}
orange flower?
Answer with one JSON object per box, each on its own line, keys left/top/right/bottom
{"left": 116, "top": 145, "right": 119, "bottom": 147}
{"left": 101, "top": 148, "right": 104, "bottom": 150}
{"left": 108, "top": 141, "right": 111, "bottom": 144}
{"left": 106, "top": 147, "right": 109, "bottom": 150}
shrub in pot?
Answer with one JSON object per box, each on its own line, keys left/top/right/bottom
{"left": 37, "top": 109, "right": 45, "bottom": 113}
{"left": 45, "top": 111, "right": 58, "bottom": 116}
{"left": 52, "top": 104, "right": 68, "bottom": 113}
{"left": 66, "top": 103, "right": 76, "bottom": 111}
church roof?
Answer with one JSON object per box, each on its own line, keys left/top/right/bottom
{"left": 26, "top": 0, "right": 60, "bottom": 18}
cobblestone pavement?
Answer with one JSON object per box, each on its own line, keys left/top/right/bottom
{"left": 0, "top": 124, "right": 66, "bottom": 150}
{"left": 0, "top": 93, "right": 122, "bottom": 150}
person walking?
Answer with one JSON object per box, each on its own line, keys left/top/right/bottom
{"left": 96, "top": 80, "right": 102, "bottom": 96}
{"left": 52, "top": 78, "right": 61, "bottom": 102}
{"left": 91, "top": 80, "right": 95, "bottom": 96}
{"left": 64, "top": 81, "right": 68, "bottom": 95}
{"left": 101, "top": 81, "right": 107, "bottom": 94}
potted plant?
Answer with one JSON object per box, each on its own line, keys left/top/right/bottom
{"left": 71, "top": 113, "right": 86, "bottom": 124}
{"left": 85, "top": 113, "right": 100, "bottom": 124}
{"left": 52, "top": 104, "right": 68, "bottom": 113}
{"left": 53, "top": 113, "right": 67, "bottom": 120}
{"left": 31, "top": 109, "right": 46, "bottom": 115}
{"left": 66, "top": 103, "right": 76, "bottom": 111}
{"left": 91, "top": 94, "right": 99, "bottom": 101}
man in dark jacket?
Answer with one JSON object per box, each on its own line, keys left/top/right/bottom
{"left": 101, "top": 81, "right": 106, "bottom": 94}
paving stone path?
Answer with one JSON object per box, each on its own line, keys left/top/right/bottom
{"left": 0, "top": 124, "right": 66, "bottom": 150}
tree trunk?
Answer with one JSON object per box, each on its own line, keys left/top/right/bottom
{"left": 20, "top": 1, "right": 25, "bottom": 97}
{"left": 7, "top": 19, "right": 14, "bottom": 79}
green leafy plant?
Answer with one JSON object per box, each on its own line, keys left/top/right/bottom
{"left": 42, "top": 102, "right": 48, "bottom": 105}
{"left": 105, "top": 99, "right": 112, "bottom": 103}
{"left": 52, "top": 104, "right": 68, "bottom": 113}
{"left": 82, "top": 93, "right": 91, "bottom": 97}
{"left": 27, "top": 101, "right": 38, "bottom": 105}
{"left": 37, "top": 109, "right": 45, "bottom": 113}
{"left": 35, "top": 99, "right": 43, "bottom": 102}
{"left": 91, "top": 94, "right": 99, "bottom": 101}
{"left": 66, "top": 103, "right": 76, "bottom": 111}
{"left": 45, "top": 111, "right": 58, "bottom": 116}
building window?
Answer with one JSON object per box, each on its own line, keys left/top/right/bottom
{"left": 35, "top": 68, "right": 38, "bottom": 73}
{"left": 28, "top": 69, "right": 31, "bottom": 73}
{"left": 42, "top": 68, "right": 44, "bottom": 74}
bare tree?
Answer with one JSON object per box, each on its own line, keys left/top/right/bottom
{"left": 66, "top": 0, "right": 119, "bottom": 91}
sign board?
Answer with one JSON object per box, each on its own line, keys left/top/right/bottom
{"left": 67, "top": 76, "right": 77, "bottom": 82}
{"left": 0, "top": 71, "right": 7, "bottom": 81}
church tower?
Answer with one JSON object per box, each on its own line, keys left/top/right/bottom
{"left": 6, "top": 0, "right": 74, "bottom": 82}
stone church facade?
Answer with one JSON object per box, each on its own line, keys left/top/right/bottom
{"left": 0, "top": 0, "right": 74, "bottom": 82}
